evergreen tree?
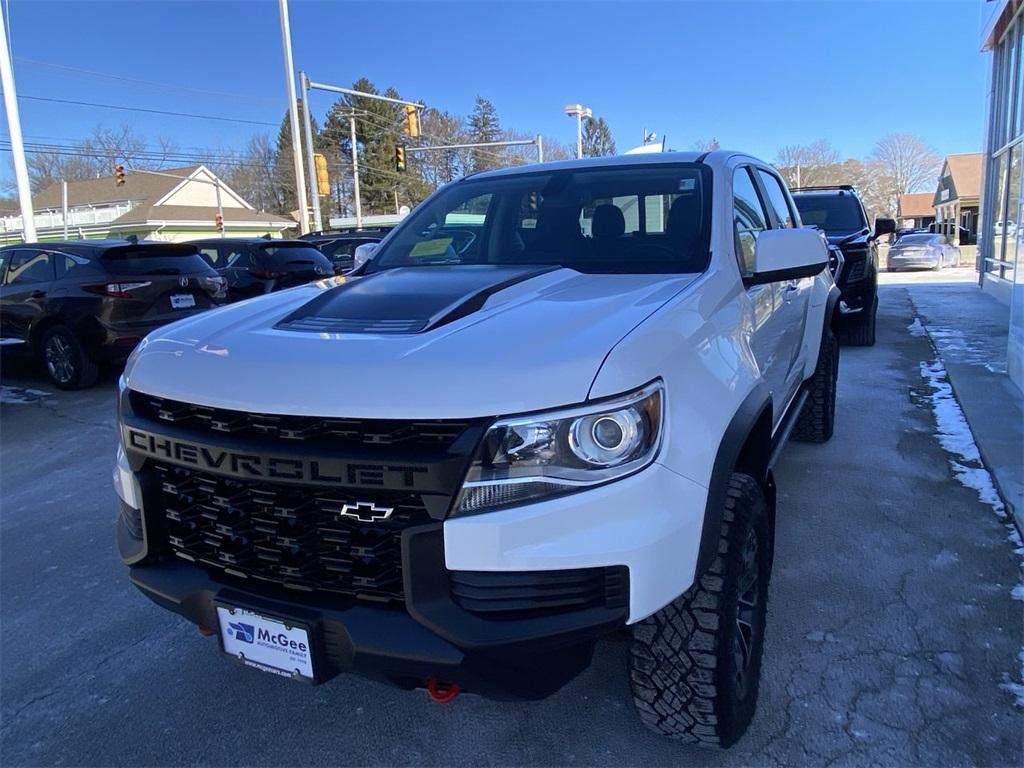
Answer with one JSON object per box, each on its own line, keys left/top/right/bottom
{"left": 581, "top": 117, "right": 616, "bottom": 157}
{"left": 271, "top": 100, "right": 320, "bottom": 215}
{"left": 468, "top": 96, "right": 501, "bottom": 172}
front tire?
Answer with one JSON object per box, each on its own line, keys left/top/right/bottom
{"left": 40, "top": 325, "right": 98, "bottom": 390}
{"left": 794, "top": 329, "right": 838, "bottom": 443}
{"left": 839, "top": 295, "right": 877, "bottom": 347}
{"left": 629, "top": 474, "right": 771, "bottom": 749}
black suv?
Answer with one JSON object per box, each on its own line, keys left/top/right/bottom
{"left": 298, "top": 229, "right": 390, "bottom": 274}
{"left": 791, "top": 186, "right": 895, "bottom": 346}
{"left": 190, "top": 238, "right": 333, "bottom": 302}
{"left": 0, "top": 240, "right": 225, "bottom": 389}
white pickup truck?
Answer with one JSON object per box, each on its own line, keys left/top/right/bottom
{"left": 115, "top": 151, "right": 839, "bottom": 748}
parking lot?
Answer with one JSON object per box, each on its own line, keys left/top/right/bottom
{"left": 1, "top": 273, "right": 1020, "bottom": 767}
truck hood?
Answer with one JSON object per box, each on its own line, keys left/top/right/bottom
{"left": 125, "top": 265, "right": 698, "bottom": 418}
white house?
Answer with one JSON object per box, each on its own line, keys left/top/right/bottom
{"left": 0, "top": 165, "right": 294, "bottom": 244}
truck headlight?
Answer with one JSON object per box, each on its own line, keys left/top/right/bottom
{"left": 454, "top": 381, "right": 663, "bottom": 515}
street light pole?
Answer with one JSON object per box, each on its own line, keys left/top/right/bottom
{"left": 564, "top": 104, "right": 592, "bottom": 160}
{"left": 0, "top": 7, "right": 36, "bottom": 242}
{"left": 277, "top": 0, "right": 310, "bottom": 234}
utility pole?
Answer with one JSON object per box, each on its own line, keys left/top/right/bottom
{"left": 536, "top": 134, "right": 544, "bottom": 163}
{"left": 298, "top": 71, "right": 322, "bottom": 232}
{"left": 278, "top": 0, "right": 309, "bottom": 234}
{"left": 349, "top": 114, "right": 362, "bottom": 228}
{"left": 0, "top": 8, "right": 36, "bottom": 242}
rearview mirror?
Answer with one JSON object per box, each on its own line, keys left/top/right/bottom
{"left": 746, "top": 228, "right": 828, "bottom": 286}
{"left": 353, "top": 243, "right": 379, "bottom": 271}
{"left": 873, "top": 217, "right": 896, "bottom": 238}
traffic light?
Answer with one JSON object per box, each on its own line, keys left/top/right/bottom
{"left": 403, "top": 105, "right": 420, "bottom": 138}
{"left": 395, "top": 145, "right": 407, "bottom": 173}
{"left": 115, "top": 164, "right": 125, "bottom": 186}
{"left": 314, "top": 153, "right": 330, "bottom": 196}
{"left": 214, "top": 213, "right": 224, "bottom": 232}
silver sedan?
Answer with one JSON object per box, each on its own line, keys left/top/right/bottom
{"left": 887, "top": 233, "right": 961, "bottom": 271}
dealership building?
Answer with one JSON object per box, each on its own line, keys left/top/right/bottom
{"left": 981, "top": 0, "right": 1024, "bottom": 389}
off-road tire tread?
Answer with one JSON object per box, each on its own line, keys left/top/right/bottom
{"left": 839, "top": 296, "right": 877, "bottom": 347}
{"left": 628, "top": 474, "right": 768, "bottom": 749}
{"left": 794, "top": 329, "right": 838, "bottom": 443}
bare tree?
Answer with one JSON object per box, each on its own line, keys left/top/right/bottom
{"left": 27, "top": 125, "right": 180, "bottom": 192}
{"left": 694, "top": 137, "right": 721, "bottom": 152}
{"left": 868, "top": 133, "right": 941, "bottom": 198}
{"left": 774, "top": 140, "right": 841, "bottom": 188}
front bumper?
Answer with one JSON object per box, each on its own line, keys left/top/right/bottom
{"left": 888, "top": 256, "right": 939, "bottom": 270}
{"left": 126, "top": 524, "right": 626, "bottom": 700}
{"left": 116, "top": 440, "right": 705, "bottom": 698}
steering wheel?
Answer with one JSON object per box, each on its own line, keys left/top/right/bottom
{"left": 437, "top": 228, "right": 477, "bottom": 255}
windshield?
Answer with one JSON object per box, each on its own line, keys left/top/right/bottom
{"left": 792, "top": 194, "right": 867, "bottom": 234}
{"left": 896, "top": 234, "right": 938, "bottom": 245}
{"left": 369, "top": 164, "right": 712, "bottom": 274}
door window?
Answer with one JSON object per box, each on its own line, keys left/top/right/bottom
{"left": 4, "top": 249, "right": 54, "bottom": 286}
{"left": 733, "top": 168, "right": 768, "bottom": 274}
{"left": 757, "top": 170, "right": 796, "bottom": 228}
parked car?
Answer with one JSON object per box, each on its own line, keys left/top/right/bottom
{"left": 791, "top": 185, "right": 895, "bottom": 346}
{"left": 0, "top": 239, "right": 225, "bottom": 389}
{"left": 887, "top": 233, "right": 961, "bottom": 271}
{"left": 299, "top": 230, "right": 389, "bottom": 274}
{"left": 115, "top": 151, "right": 840, "bottom": 749}
{"left": 189, "top": 238, "right": 333, "bottom": 302}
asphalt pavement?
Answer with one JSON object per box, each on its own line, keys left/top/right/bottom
{"left": 1, "top": 276, "right": 1021, "bottom": 767}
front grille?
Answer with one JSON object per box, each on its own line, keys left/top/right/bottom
{"left": 130, "top": 392, "right": 476, "bottom": 448}
{"left": 450, "top": 567, "right": 629, "bottom": 618}
{"left": 154, "top": 463, "right": 432, "bottom": 603}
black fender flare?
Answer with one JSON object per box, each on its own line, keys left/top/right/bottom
{"left": 695, "top": 381, "right": 772, "bottom": 576}
{"left": 825, "top": 286, "right": 841, "bottom": 334}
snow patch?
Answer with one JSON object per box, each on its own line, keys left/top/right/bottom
{"left": 918, "top": 359, "right": 1006, "bottom": 517}
{"left": 1001, "top": 651, "right": 1024, "bottom": 708}
{"left": 0, "top": 386, "right": 51, "bottom": 404}
{"left": 907, "top": 318, "right": 927, "bottom": 337}
{"left": 912, "top": 318, "right": 1024, "bottom": 710}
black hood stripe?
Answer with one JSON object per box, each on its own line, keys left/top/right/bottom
{"left": 276, "top": 265, "right": 559, "bottom": 335}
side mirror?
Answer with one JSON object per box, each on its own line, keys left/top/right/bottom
{"left": 873, "top": 217, "right": 896, "bottom": 238}
{"left": 746, "top": 228, "right": 828, "bottom": 286}
{"left": 352, "top": 242, "right": 379, "bottom": 271}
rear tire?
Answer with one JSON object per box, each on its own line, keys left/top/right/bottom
{"left": 794, "top": 329, "right": 838, "bottom": 443}
{"left": 40, "top": 325, "right": 98, "bottom": 390}
{"left": 628, "top": 474, "right": 771, "bottom": 749}
{"left": 839, "top": 295, "right": 877, "bottom": 347}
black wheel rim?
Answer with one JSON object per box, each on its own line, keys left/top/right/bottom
{"left": 733, "top": 527, "right": 760, "bottom": 697}
{"left": 45, "top": 334, "right": 75, "bottom": 384}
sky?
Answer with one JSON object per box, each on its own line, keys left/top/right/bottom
{"left": 0, "top": 0, "right": 991, "bottom": 187}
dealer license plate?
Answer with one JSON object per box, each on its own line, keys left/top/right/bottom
{"left": 216, "top": 606, "right": 315, "bottom": 681}
{"left": 170, "top": 294, "right": 196, "bottom": 309}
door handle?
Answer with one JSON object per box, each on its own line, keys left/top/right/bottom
{"left": 30, "top": 290, "right": 46, "bottom": 299}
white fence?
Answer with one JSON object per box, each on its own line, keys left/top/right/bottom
{"left": 0, "top": 202, "right": 135, "bottom": 237}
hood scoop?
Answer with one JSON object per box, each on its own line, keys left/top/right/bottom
{"left": 275, "top": 265, "right": 557, "bottom": 335}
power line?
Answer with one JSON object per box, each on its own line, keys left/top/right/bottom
{"left": 18, "top": 94, "right": 279, "bottom": 127}
{"left": 13, "top": 56, "right": 281, "bottom": 104}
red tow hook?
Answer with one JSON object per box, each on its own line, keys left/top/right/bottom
{"left": 197, "top": 625, "right": 216, "bottom": 637}
{"left": 426, "top": 678, "right": 461, "bottom": 703}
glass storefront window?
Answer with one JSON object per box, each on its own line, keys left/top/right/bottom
{"left": 1006, "top": 26, "right": 1019, "bottom": 142}
{"left": 1006, "top": 146, "right": 1021, "bottom": 282}
{"left": 989, "top": 150, "right": 1009, "bottom": 274}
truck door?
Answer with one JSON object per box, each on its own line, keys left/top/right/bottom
{"left": 733, "top": 167, "right": 793, "bottom": 428}
{"left": 755, "top": 168, "right": 811, "bottom": 407}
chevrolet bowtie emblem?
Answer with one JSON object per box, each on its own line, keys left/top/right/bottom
{"left": 339, "top": 501, "right": 395, "bottom": 522}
